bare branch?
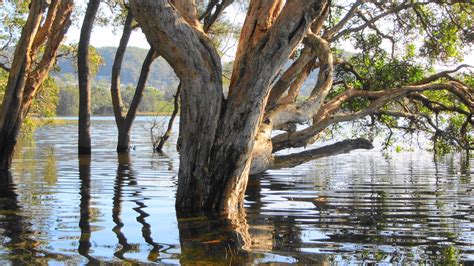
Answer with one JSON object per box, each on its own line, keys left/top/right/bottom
{"left": 331, "top": 2, "right": 412, "bottom": 41}
{"left": 412, "top": 64, "right": 473, "bottom": 85}
{"left": 271, "top": 138, "right": 373, "bottom": 170}
{"left": 200, "top": 0, "right": 234, "bottom": 33}
{"left": 272, "top": 81, "right": 470, "bottom": 151}
{"left": 324, "top": 0, "right": 363, "bottom": 39}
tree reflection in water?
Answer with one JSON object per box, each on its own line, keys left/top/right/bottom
{"left": 177, "top": 211, "right": 252, "bottom": 264}
{"left": 0, "top": 172, "right": 31, "bottom": 264}
{"left": 78, "top": 155, "right": 99, "bottom": 264}
{"left": 113, "top": 153, "right": 164, "bottom": 262}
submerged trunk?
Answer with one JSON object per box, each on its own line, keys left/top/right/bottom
{"left": 116, "top": 48, "right": 156, "bottom": 152}
{"left": 78, "top": 0, "right": 100, "bottom": 154}
{"left": 131, "top": 0, "right": 327, "bottom": 217}
{"left": 0, "top": 0, "right": 73, "bottom": 170}
{"left": 111, "top": 10, "right": 157, "bottom": 153}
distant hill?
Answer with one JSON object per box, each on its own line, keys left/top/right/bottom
{"left": 55, "top": 46, "right": 179, "bottom": 88}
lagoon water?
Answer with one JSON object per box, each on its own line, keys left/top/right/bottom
{"left": 0, "top": 117, "right": 472, "bottom": 264}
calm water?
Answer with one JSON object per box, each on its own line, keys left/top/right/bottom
{"left": 0, "top": 117, "right": 472, "bottom": 264}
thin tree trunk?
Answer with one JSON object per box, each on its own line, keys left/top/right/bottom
{"left": 111, "top": 10, "right": 133, "bottom": 153}
{"left": 155, "top": 84, "right": 181, "bottom": 152}
{"left": 111, "top": 9, "right": 157, "bottom": 153}
{"left": 118, "top": 48, "right": 157, "bottom": 152}
{"left": 78, "top": 0, "right": 100, "bottom": 155}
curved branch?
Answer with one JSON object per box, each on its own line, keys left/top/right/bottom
{"left": 266, "top": 47, "right": 315, "bottom": 109}
{"left": 412, "top": 64, "right": 473, "bottom": 85}
{"left": 111, "top": 10, "right": 134, "bottom": 128}
{"left": 124, "top": 48, "right": 158, "bottom": 131}
{"left": 324, "top": 0, "right": 362, "bottom": 39}
{"left": 269, "top": 33, "right": 334, "bottom": 129}
{"left": 271, "top": 138, "right": 373, "bottom": 170}
{"left": 272, "top": 81, "right": 470, "bottom": 152}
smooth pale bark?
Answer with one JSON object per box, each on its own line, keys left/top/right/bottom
{"left": 251, "top": 139, "right": 373, "bottom": 174}
{"left": 78, "top": 0, "right": 100, "bottom": 155}
{"left": 0, "top": 0, "right": 73, "bottom": 170}
{"left": 131, "top": 0, "right": 328, "bottom": 217}
{"left": 268, "top": 33, "right": 334, "bottom": 130}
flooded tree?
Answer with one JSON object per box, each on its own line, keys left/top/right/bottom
{"left": 0, "top": 0, "right": 74, "bottom": 170}
{"left": 78, "top": 0, "right": 101, "bottom": 155}
{"left": 130, "top": 0, "right": 473, "bottom": 217}
{"left": 110, "top": 7, "right": 159, "bottom": 153}
{"left": 111, "top": 2, "right": 227, "bottom": 153}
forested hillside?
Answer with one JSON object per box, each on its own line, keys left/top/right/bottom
{"left": 55, "top": 46, "right": 178, "bottom": 88}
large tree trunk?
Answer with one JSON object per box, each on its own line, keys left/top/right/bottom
{"left": 78, "top": 0, "right": 100, "bottom": 155}
{"left": 0, "top": 0, "right": 73, "bottom": 171}
{"left": 130, "top": 0, "right": 473, "bottom": 217}
{"left": 131, "top": 0, "right": 327, "bottom": 217}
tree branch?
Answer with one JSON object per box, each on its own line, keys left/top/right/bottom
{"left": 271, "top": 138, "right": 373, "bottom": 170}
{"left": 268, "top": 33, "right": 334, "bottom": 129}
{"left": 272, "top": 81, "right": 470, "bottom": 152}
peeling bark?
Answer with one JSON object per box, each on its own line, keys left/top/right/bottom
{"left": 0, "top": 0, "right": 73, "bottom": 170}
{"left": 131, "top": 0, "right": 327, "bottom": 217}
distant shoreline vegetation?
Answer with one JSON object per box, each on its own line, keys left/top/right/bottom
{"left": 56, "top": 82, "right": 176, "bottom": 117}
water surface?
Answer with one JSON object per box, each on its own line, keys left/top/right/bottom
{"left": 0, "top": 117, "right": 472, "bottom": 264}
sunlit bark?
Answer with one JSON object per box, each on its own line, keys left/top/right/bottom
{"left": 0, "top": 0, "right": 73, "bottom": 170}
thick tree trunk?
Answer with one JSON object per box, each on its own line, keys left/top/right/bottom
{"left": 0, "top": 1, "right": 44, "bottom": 171}
{"left": 0, "top": 0, "right": 72, "bottom": 170}
{"left": 202, "top": 1, "right": 329, "bottom": 215}
{"left": 78, "top": 0, "right": 100, "bottom": 155}
{"left": 131, "top": 0, "right": 328, "bottom": 217}
{"left": 131, "top": 0, "right": 223, "bottom": 216}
